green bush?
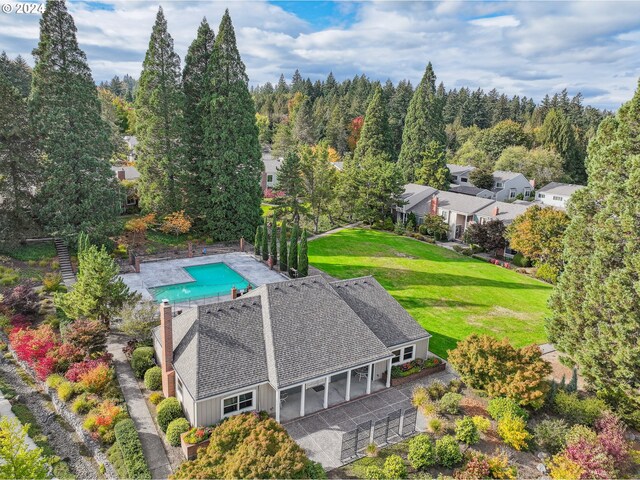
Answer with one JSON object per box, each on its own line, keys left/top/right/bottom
{"left": 553, "top": 391, "right": 606, "bottom": 426}
{"left": 46, "top": 374, "right": 64, "bottom": 389}
{"left": 156, "top": 397, "right": 184, "bottom": 432}
{"left": 114, "top": 419, "right": 151, "bottom": 479}
{"left": 131, "top": 346, "right": 155, "bottom": 379}
{"left": 497, "top": 413, "right": 530, "bottom": 451}
{"left": 488, "top": 397, "right": 529, "bottom": 421}
{"left": 107, "top": 443, "right": 128, "bottom": 480}
{"left": 533, "top": 418, "right": 569, "bottom": 454}
{"left": 300, "top": 461, "right": 327, "bottom": 479}
{"left": 512, "top": 253, "right": 531, "bottom": 267}
{"left": 71, "top": 393, "right": 98, "bottom": 415}
{"left": 382, "top": 454, "right": 407, "bottom": 479}
{"left": 144, "top": 366, "right": 162, "bottom": 391}
{"left": 448, "top": 379, "right": 464, "bottom": 393}
{"left": 535, "top": 262, "right": 559, "bottom": 284}
{"left": 435, "top": 435, "right": 462, "bottom": 468}
{"left": 455, "top": 417, "right": 480, "bottom": 445}
{"left": 364, "top": 466, "right": 385, "bottom": 480}
{"left": 166, "top": 418, "right": 190, "bottom": 446}
{"left": 149, "top": 392, "right": 164, "bottom": 406}
{"left": 438, "top": 392, "right": 462, "bottom": 414}
{"left": 565, "top": 424, "right": 598, "bottom": 446}
{"left": 472, "top": 416, "right": 491, "bottom": 433}
{"left": 57, "top": 381, "right": 75, "bottom": 402}
{"left": 407, "top": 434, "right": 436, "bottom": 470}
{"left": 426, "top": 380, "right": 447, "bottom": 400}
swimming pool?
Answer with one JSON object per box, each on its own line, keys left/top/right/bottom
{"left": 149, "top": 263, "right": 253, "bottom": 302}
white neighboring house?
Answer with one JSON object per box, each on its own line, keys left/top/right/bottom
{"left": 536, "top": 182, "right": 585, "bottom": 209}
{"left": 261, "top": 150, "right": 283, "bottom": 190}
{"left": 123, "top": 135, "right": 138, "bottom": 163}
{"left": 446, "top": 164, "right": 534, "bottom": 201}
{"left": 447, "top": 164, "right": 475, "bottom": 186}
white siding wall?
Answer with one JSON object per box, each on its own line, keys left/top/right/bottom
{"left": 194, "top": 383, "right": 275, "bottom": 427}
{"left": 537, "top": 192, "right": 568, "bottom": 208}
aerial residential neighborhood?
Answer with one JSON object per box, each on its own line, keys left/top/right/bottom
{"left": 0, "top": 1, "right": 639, "bottom": 480}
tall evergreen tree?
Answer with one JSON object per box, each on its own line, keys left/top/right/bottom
{"left": 298, "top": 229, "right": 308, "bottom": 277}
{"left": 415, "top": 141, "right": 449, "bottom": 189}
{"left": 30, "top": 0, "right": 120, "bottom": 243}
{"left": 398, "top": 62, "right": 446, "bottom": 182}
{"left": 325, "top": 101, "right": 349, "bottom": 154}
{"left": 292, "top": 97, "right": 315, "bottom": 145}
{"left": 540, "top": 108, "right": 585, "bottom": 183}
{"left": 288, "top": 223, "right": 299, "bottom": 276}
{"left": 261, "top": 216, "right": 269, "bottom": 261}
{"left": 274, "top": 151, "right": 306, "bottom": 223}
{"left": 183, "top": 18, "right": 215, "bottom": 219}
{"left": 353, "top": 86, "right": 392, "bottom": 163}
{"left": 547, "top": 80, "right": 640, "bottom": 427}
{"left": 279, "top": 222, "right": 288, "bottom": 272}
{"left": 135, "top": 7, "right": 184, "bottom": 215}
{"left": 201, "top": 10, "right": 262, "bottom": 240}
{"left": 0, "top": 78, "right": 39, "bottom": 243}
{"left": 270, "top": 217, "right": 277, "bottom": 264}
{"left": 0, "top": 52, "right": 31, "bottom": 97}
{"left": 388, "top": 80, "right": 413, "bottom": 159}
{"left": 254, "top": 224, "right": 262, "bottom": 256}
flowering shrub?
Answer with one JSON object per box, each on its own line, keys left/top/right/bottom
{"left": 182, "top": 427, "right": 213, "bottom": 445}
{"left": 391, "top": 357, "right": 441, "bottom": 378}
{"left": 595, "top": 412, "right": 629, "bottom": 470}
{"left": 564, "top": 439, "right": 615, "bottom": 479}
{"left": 83, "top": 400, "right": 127, "bottom": 444}
{"left": 263, "top": 188, "right": 285, "bottom": 199}
{"left": 65, "top": 356, "right": 110, "bottom": 382}
{"left": 78, "top": 364, "right": 113, "bottom": 395}
{"left": 9, "top": 324, "right": 61, "bottom": 379}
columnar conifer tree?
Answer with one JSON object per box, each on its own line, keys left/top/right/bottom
{"left": 201, "top": 10, "right": 262, "bottom": 240}
{"left": 135, "top": 7, "right": 184, "bottom": 215}
{"left": 298, "top": 229, "right": 308, "bottom": 277}
{"left": 353, "top": 86, "right": 392, "bottom": 163}
{"left": 30, "top": 0, "right": 120, "bottom": 243}
{"left": 415, "top": 141, "right": 449, "bottom": 189}
{"left": 0, "top": 78, "right": 39, "bottom": 243}
{"left": 288, "top": 223, "right": 299, "bottom": 276}
{"left": 261, "top": 216, "right": 269, "bottom": 261}
{"left": 270, "top": 218, "right": 278, "bottom": 264}
{"left": 254, "top": 225, "right": 262, "bottom": 257}
{"left": 182, "top": 18, "right": 215, "bottom": 219}
{"left": 398, "top": 62, "right": 446, "bottom": 182}
{"left": 547, "top": 80, "right": 640, "bottom": 426}
{"left": 279, "top": 223, "right": 288, "bottom": 272}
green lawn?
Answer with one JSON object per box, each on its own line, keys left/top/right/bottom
{"left": 308, "top": 229, "right": 552, "bottom": 358}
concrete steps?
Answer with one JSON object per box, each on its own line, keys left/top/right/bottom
{"left": 54, "top": 239, "right": 76, "bottom": 287}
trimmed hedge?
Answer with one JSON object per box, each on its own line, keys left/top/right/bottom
{"left": 114, "top": 419, "right": 151, "bottom": 479}
{"left": 131, "top": 347, "right": 155, "bottom": 379}
{"left": 166, "top": 418, "right": 190, "bottom": 446}
{"left": 156, "top": 397, "right": 184, "bottom": 432}
{"left": 144, "top": 366, "right": 162, "bottom": 391}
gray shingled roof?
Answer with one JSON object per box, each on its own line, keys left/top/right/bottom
{"left": 449, "top": 185, "right": 489, "bottom": 196}
{"left": 493, "top": 170, "right": 522, "bottom": 182}
{"left": 446, "top": 164, "right": 475, "bottom": 175}
{"left": 331, "top": 276, "right": 430, "bottom": 347}
{"left": 475, "top": 201, "right": 532, "bottom": 224}
{"left": 537, "top": 182, "right": 585, "bottom": 196}
{"left": 435, "top": 190, "right": 494, "bottom": 214}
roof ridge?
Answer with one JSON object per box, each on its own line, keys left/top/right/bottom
{"left": 259, "top": 287, "right": 279, "bottom": 388}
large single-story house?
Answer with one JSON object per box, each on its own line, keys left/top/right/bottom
{"left": 154, "top": 275, "right": 431, "bottom": 426}
{"left": 446, "top": 164, "right": 534, "bottom": 201}
{"left": 535, "top": 182, "right": 585, "bottom": 209}
{"left": 261, "top": 150, "right": 283, "bottom": 190}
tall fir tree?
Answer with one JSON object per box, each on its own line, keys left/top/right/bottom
{"left": 0, "top": 52, "right": 32, "bottom": 97}
{"left": 30, "top": 0, "right": 120, "bottom": 243}
{"left": 547, "top": 80, "right": 640, "bottom": 427}
{"left": 388, "top": 80, "right": 413, "bottom": 159}
{"left": 397, "top": 62, "right": 446, "bottom": 182}
{"left": 0, "top": 78, "right": 39, "bottom": 243}
{"left": 270, "top": 217, "right": 278, "bottom": 264}
{"left": 540, "top": 108, "right": 585, "bottom": 183}
{"left": 415, "top": 141, "right": 449, "bottom": 189}
{"left": 279, "top": 222, "right": 288, "bottom": 272}
{"left": 261, "top": 216, "right": 269, "bottom": 261}
{"left": 201, "top": 10, "right": 262, "bottom": 240}
{"left": 353, "top": 86, "right": 392, "bottom": 163}
{"left": 135, "top": 7, "right": 184, "bottom": 215}
{"left": 325, "top": 101, "right": 349, "bottom": 154}
{"left": 274, "top": 151, "right": 307, "bottom": 223}
{"left": 182, "top": 18, "right": 215, "bottom": 219}
{"left": 298, "top": 229, "right": 308, "bottom": 277}
{"left": 292, "top": 97, "right": 315, "bottom": 145}
{"left": 254, "top": 224, "right": 262, "bottom": 257}
{"left": 288, "top": 223, "right": 299, "bottom": 276}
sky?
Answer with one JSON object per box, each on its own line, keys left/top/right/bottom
{"left": 1, "top": 0, "right": 639, "bottom": 110}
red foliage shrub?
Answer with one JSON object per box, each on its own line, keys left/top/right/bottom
{"left": 263, "top": 188, "right": 285, "bottom": 199}
{"left": 595, "top": 412, "right": 629, "bottom": 471}
{"left": 65, "top": 356, "right": 110, "bottom": 382}
{"left": 2, "top": 282, "right": 39, "bottom": 314}
{"left": 454, "top": 454, "right": 491, "bottom": 480}
{"left": 565, "top": 439, "right": 615, "bottom": 479}
{"left": 10, "top": 314, "right": 31, "bottom": 330}
{"left": 9, "top": 324, "right": 61, "bottom": 379}
{"left": 54, "top": 343, "right": 85, "bottom": 373}
{"left": 63, "top": 318, "right": 108, "bottom": 355}
{"left": 78, "top": 364, "right": 113, "bottom": 394}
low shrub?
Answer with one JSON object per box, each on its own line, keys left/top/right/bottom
{"left": 382, "top": 454, "right": 407, "bottom": 479}
{"left": 72, "top": 393, "right": 99, "bottom": 415}
{"left": 564, "top": 439, "right": 615, "bottom": 479}
{"left": 364, "top": 466, "right": 384, "bottom": 480}
{"left": 533, "top": 418, "right": 569, "bottom": 454}
{"left": 448, "top": 379, "right": 464, "bottom": 393}
{"left": 412, "top": 386, "right": 437, "bottom": 416}
{"left": 455, "top": 417, "right": 480, "bottom": 445}
{"left": 301, "top": 461, "right": 326, "bottom": 479}
{"left": 595, "top": 412, "right": 630, "bottom": 470}
{"left": 78, "top": 364, "right": 113, "bottom": 395}
{"left": 156, "top": 397, "right": 184, "bottom": 432}
{"left": 547, "top": 452, "right": 584, "bottom": 480}
{"left": 553, "top": 391, "right": 606, "bottom": 426}
{"left": 365, "top": 443, "right": 378, "bottom": 457}
{"left": 497, "top": 413, "right": 530, "bottom": 451}
{"left": 428, "top": 417, "right": 444, "bottom": 435}
{"left": 438, "top": 392, "right": 463, "bottom": 415}
{"left": 149, "top": 392, "right": 164, "bottom": 406}
{"left": 65, "top": 357, "right": 110, "bottom": 382}
{"left": 565, "top": 424, "right": 598, "bottom": 446}
{"left": 512, "top": 253, "right": 531, "bottom": 268}
{"left": 436, "top": 435, "right": 462, "bottom": 468}
{"left": 131, "top": 346, "right": 155, "bottom": 379}
{"left": 487, "top": 451, "right": 518, "bottom": 479}
{"left": 488, "top": 397, "right": 529, "bottom": 422}
{"left": 471, "top": 416, "right": 491, "bottom": 433}
{"left": 46, "top": 374, "right": 64, "bottom": 389}
{"left": 535, "top": 262, "right": 559, "bottom": 283}
{"left": 57, "top": 380, "right": 75, "bottom": 402}
{"left": 166, "top": 418, "right": 190, "bottom": 446}
{"left": 454, "top": 452, "right": 490, "bottom": 480}
{"left": 144, "top": 366, "right": 162, "bottom": 391}
{"left": 407, "top": 434, "right": 436, "bottom": 470}
{"left": 114, "top": 419, "right": 151, "bottom": 479}
{"left": 83, "top": 400, "right": 127, "bottom": 444}
{"left": 42, "top": 272, "right": 63, "bottom": 292}
{"left": 426, "top": 380, "right": 447, "bottom": 400}
{"left": 0, "top": 265, "right": 19, "bottom": 286}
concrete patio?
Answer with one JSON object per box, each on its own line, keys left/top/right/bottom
{"left": 284, "top": 369, "right": 457, "bottom": 470}
{"left": 119, "top": 252, "right": 286, "bottom": 305}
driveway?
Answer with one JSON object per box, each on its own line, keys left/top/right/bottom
{"left": 284, "top": 370, "right": 457, "bottom": 469}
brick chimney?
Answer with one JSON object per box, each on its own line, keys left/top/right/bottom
{"left": 492, "top": 205, "right": 499, "bottom": 216}
{"left": 430, "top": 196, "right": 439, "bottom": 215}
{"left": 116, "top": 168, "right": 125, "bottom": 181}
{"left": 529, "top": 179, "right": 536, "bottom": 189}
{"left": 160, "top": 300, "right": 176, "bottom": 398}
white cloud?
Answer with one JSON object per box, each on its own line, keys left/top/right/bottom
{"left": 0, "top": 0, "right": 638, "bottom": 109}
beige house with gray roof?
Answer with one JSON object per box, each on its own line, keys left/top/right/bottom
{"left": 153, "top": 275, "right": 431, "bottom": 425}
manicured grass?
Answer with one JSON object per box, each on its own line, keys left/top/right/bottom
{"left": 0, "top": 242, "right": 57, "bottom": 261}
{"left": 309, "top": 229, "right": 552, "bottom": 358}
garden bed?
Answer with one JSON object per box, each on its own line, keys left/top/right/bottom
{"left": 384, "top": 358, "right": 447, "bottom": 387}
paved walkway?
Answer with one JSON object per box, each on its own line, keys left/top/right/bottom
{"left": 54, "top": 238, "right": 76, "bottom": 287}
{"left": 108, "top": 334, "right": 172, "bottom": 479}
{"left": 308, "top": 222, "right": 362, "bottom": 241}
{"left": 284, "top": 369, "right": 457, "bottom": 470}
{"left": 0, "top": 390, "right": 38, "bottom": 450}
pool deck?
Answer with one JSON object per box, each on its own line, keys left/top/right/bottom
{"left": 120, "top": 252, "right": 287, "bottom": 303}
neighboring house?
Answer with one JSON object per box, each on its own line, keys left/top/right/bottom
{"left": 153, "top": 275, "right": 431, "bottom": 425}
{"left": 261, "top": 150, "right": 283, "bottom": 190}
{"left": 111, "top": 165, "right": 140, "bottom": 182}
{"left": 536, "top": 182, "right": 585, "bottom": 209}
{"left": 111, "top": 165, "right": 140, "bottom": 210}
{"left": 123, "top": 135, "right": 138, "bottom": 163}
{"left": 396, "top": 183, "right": 438, "bottom": 223}
{"left": 430, "top": 192, "right": 495, "bottom": 240}
{"left": 474, "top": 201, "right": 532, "bottom": 257}
{"left": 447, "top": 164, "right": 534, "bottom": 201}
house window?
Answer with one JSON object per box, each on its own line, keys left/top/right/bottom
{"left": 509, "top": 189, "right": 516, "bottom": 199}
{"left": 461, "top": 177, "right": 468, "bottom": 183}
{"left": 177, "top": 379, "right": 183, "bottom": 395}
{"left": 222, "top": 390, "right": 255, "bottom": 417}
{"left": 392, "top": 345, "right": 416, "bottom": 365}
{"left": 524, "top": 189, "right": 531, "bottom": 197}
{"left": 553, "top": 196, "right": 562, "bottom": 201}
{"left": 267, "top": 174, "right": 273, "bottom": 183}
{"left": 538, "top": 193, "right": 546, "bottom": 199}
{"left": 496, "top": 182, "right": 504, "bottom": 188}
{"left": 453, "top": 176, "right": 458, "bottom": 181}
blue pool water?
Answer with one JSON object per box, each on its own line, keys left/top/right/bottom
{"left": 150, "top": 263, "right": 252, "bottom": 302}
